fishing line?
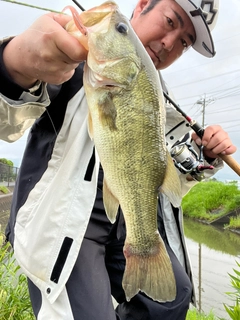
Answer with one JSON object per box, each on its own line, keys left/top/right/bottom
{"left": 45, "top": 108, "right": 58, "bottom": 137}
{"left": 30, "top": 1, "right": 85, "bottom": 138}
{"left": 0, "top": 0, "right": 61, "bottom": 13}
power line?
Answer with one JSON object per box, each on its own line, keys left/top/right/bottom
{"left": 214, "top": 90, "right": 240, "bottom": 101}
{"left": 223, "top": 123, "right": 240, "bottom": 129}
{"left": 173, "top": 81, "right": 240, "bottom": 104}
{"left": 205, "top": 74, "right": 240, "bottom": 95}
{"left": 170, "top": 69, "right": 240, "bottom": 89}
{"left": 202, "top": 84, "right": 240, "bottom": 95}
{"left": 207, "top": 106, "right": 240, "bottom": 114}
{"left": 224, "top": 129, "right": 240, "bottom": 134}
{"left": 215, "top": 32, "right": 240, "bottom": 44}
{"left": 163, "top": 54, "right": 240, "bottom": 78}
{"left": 213, "top": 118, "right": 240, "bottom": 125}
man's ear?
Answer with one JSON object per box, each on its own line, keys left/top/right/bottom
{"left": 132, "top": 0, "right": 150, "bottom": 18}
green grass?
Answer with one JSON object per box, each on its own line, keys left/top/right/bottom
{"left": 0, "top": 230, "right": 219, "bottom": 320}
{"left": 0, "top": 233, "right": 34, "bottom": 320}
{"left": 226, "top": 215, "right": 240, "bottom": 230}
{"left": 182, "top": 180, "right": 240, "bottom": 228}
{"left": 0, "top": 186, "right": 9, "bottom": 194}
{"left": 0, "top": 232, "right": 238, "bottom": 320}
{"left": 186, "top": 308, "right": 218, "bottom": 319}
{"left": 224, "top": 260, "right": 240, "bottom": 320}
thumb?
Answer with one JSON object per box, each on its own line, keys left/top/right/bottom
{"left": 191, "top": 132, "right": 197, "bottom": 140}
{"left": 52, "top": 12, "right": 72, "bottom": 28}
{"left": 191, "top": 132, "right": 202, "bottom": 146}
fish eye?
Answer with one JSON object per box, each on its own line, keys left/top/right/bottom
{"left": 115, "top": 22, "right": 128, "bottom": 34}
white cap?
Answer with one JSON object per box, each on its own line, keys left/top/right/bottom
{"left": 175, "top": 0, "right": 219, "bottom": 58}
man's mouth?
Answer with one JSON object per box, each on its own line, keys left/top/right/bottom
{"left": 146, "top": 47, "right": 160, "bottom": 66}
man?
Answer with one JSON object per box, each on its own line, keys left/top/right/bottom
{"left": 0, "top": 0, "right": 236, "bottom": 319}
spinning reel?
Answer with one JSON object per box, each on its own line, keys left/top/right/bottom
{"left": 171, "top": 142, "right": 214, "bottom": 181}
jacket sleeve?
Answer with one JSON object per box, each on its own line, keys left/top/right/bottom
{"left": 162, "top": 77, "right": 224, "bottom": 196}
{"left": 0, "top": 37, "right": 50, "bottom": 142}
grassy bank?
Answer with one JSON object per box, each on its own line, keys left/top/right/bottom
{"left": 1, "top": 231, "right": 239, "bottom": 319}
{"left": 182, "top": 180, "right": 240, "bottom": 228}
{"left": 186, "top": 309, "right": 217, "bottom": 319}
{"left": 226, "top": 214, "right": 240, "bottom": 230}
{"left": 0, "top": 186, "right": 10, "bottom": 194}
{"left": 0, "top": 235, "right": 34, "bottom": 320}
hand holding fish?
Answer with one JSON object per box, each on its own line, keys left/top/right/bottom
{"left": 3, "top": 13, "right": 88, "bottom": 89}
{"left": 192, "top": 125, "right": 237, "bottom": 159}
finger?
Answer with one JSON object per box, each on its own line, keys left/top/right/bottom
{"left": 201, "top": 125, "right": 222, "bottom": 146}
{"left": 51, "top": 12, "right": 72, "bottom": 27}
{"left": 44, "top": 13, "right": 87, "bottom": 62}
{"left": 207, "top": 138, "right": 232, "bottom": 155}
{"left": 55, "top": 34, "right": 88, "bottom": 62}
{"left": 204, "top": 133, "right": 228, "bottom": 150}
{"left": 204, "top": 138, "right": 237, "bottom": 157}
{"left": 191, "top": 132, "right": 202, "bottom": 146}
{"left": 219, "top": 145, "right": 237, "bottom": 155}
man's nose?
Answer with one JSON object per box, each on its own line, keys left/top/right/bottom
{"left": 162, "top": 33, "right": 177, "bottom": 52}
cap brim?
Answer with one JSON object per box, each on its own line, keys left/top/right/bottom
{"left": 175, "top": 0, "right": 215, "bottom": 58}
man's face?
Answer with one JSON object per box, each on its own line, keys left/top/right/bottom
{"left": 131, "top": 0, "right": 196, "bottom": 70}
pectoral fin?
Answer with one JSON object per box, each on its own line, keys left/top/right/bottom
{"left": 98, "top": 92, "right": 117, "bottom": 130}
{"left": 103, "top": 179, "right": 119, "bottom": 223}
{"left": 160, "top": 152, "right": 182, "bottom": 208}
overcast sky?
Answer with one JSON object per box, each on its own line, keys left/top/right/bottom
{"left": 0, "top": 0, "right": 240, "bottom": 181}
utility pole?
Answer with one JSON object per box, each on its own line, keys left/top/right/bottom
{"left": 196, "top": 94, "right": 208, "bottom": 312}
{"left": 197, "top": 94, "right": 207, "bottom": 128}
{"left": 202, "top": 95, "right": 206, "bottom": 128}
{"left": 196, "top": 94, "right": 215, "bottom": 128}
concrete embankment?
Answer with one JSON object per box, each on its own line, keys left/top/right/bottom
{"left": 0, "top": 193, "right": 12, "bottom": 232}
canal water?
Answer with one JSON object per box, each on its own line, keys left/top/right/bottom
{"left": 184, "top": 218, "right": 240, "bottom": 319}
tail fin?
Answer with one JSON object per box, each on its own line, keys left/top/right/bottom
{"left": 122, "top": 237, "right": 176, "bottom": 302}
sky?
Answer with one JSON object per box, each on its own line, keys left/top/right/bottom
{"left": 0, "top": 0, "right": 240, "bottom": 181}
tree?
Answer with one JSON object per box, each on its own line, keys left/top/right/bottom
{"left": 0, "top": 158, "right": 14, "bottom": 182}
{"left": 0, "top": 158, "right": 13, "bottom": 167}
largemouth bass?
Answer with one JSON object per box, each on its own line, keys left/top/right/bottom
{"left": 65, "top": 1, "right": 182, "bottom": 302}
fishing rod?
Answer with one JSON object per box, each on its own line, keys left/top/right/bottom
{"left": 72, "top": 0, "right": 85, "bottom": 12}
{"left": 163, "top": 91, "right": 240, "bottom": 176}
{"left": 71, "top": 0, "right": 240, "bottom": 176}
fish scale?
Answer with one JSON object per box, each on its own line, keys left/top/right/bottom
{"left": 65, "top": 1, "right": 182, "bottom": 302}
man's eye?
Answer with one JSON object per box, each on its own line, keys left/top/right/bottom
{"left": 167, "top": 17, "right": 173, "bottom": 27}
{"left": 181, "top": 39, "right": 188, "bottom": 48}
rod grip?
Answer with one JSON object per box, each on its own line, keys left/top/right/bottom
{"left": 191, "top": 121, "right": 240, "bottom": 176}
{"left": 219, "top": 154, "right": 240, "bottom": 176}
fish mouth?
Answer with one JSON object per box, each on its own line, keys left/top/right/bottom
{"left": 84, "top": 66, "right": 125, "bottom": 89}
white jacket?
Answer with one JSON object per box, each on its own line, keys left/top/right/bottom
{"left": 0, "top": 37, "right": 222, "bottom": 305}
